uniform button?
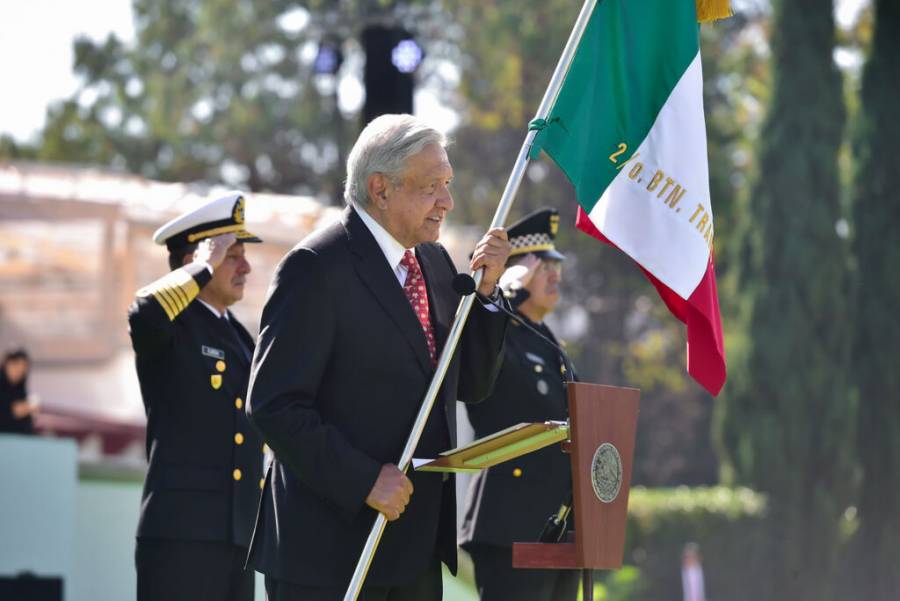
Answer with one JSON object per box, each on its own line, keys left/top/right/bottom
{"left": 513, "top": 468, "right": 523, "bottom": 477}
{"left": 234, "top": 432, "right": 245, "bottom": 445}
{"left": 235, "top": 398, "right": 243, "bottom": 409}
{"left": 259, "top": 478, "right": 265, "bottom": 490}
{"left": 216, "top": 360, "right": 226, "bottom": 372}
{"left": 233, "top": 468, "right": 242, "bottom": 481}
{"left": 534, "top": 364, "right": 543, "bottom": 373}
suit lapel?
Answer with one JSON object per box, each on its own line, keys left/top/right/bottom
{"left": 343, "top": 208, "right": 433, "bottom": 375}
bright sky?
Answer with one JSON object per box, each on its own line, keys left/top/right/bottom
{"left": 0, "top": 0, "right": 869, "bottom": 144}
{"left": 0, "top": 0, "right": 134, "bottom": 142}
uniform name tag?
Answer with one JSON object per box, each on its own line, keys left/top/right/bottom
{"left": 525, "top": 352, "right": 546, "bottom": 365}
{"left": 202, "top": 345, "right": 225, "bottom": 360}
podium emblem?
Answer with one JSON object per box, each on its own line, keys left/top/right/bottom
{"left": 590, "top": 442, "right": 623, "bottom": 503}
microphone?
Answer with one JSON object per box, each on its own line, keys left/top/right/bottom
{"left": 452, "top": 272, "right": 477, "bottom": 296}
{"left": 453, "top": 273, "right": 575, "bottom": 383}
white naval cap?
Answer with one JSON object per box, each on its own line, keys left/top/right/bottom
{"left": 152, "top": 193, "right": 262, "bottom": 250}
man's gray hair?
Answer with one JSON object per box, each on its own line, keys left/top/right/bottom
{"left": 344, "top": 114, "right": 447, "bottom": 209}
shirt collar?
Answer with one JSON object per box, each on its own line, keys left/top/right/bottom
{"left": 356, "top": 205, "right": 411, "bottom": 272}
{"left": 197, "top": 298, "right": 227, "bottom": 319}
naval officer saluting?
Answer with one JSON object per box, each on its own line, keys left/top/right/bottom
{"left": 128, "top": 194, "right": 265, "bottom": 601}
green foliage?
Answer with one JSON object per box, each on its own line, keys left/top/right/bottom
{"left": 579, "top": 566, "right": 644, "bottom": 601}
{"left": 716, "top": 1, "right": 854, "bottom": 598}
{"left": 618, "top": 486, "right": 768, "bottom": 601}
{"left": 31, "top": 0, "right": 354, "bottom": 197}
{"left": 847, "top": 1, "right": 900, "bottom": 599}
{"left": 0, "top": 135, "right": 38, "bottom": 160}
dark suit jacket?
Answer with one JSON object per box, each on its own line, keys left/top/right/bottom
{"left": 128, "top": 263, "right": 264, "bottom": 549}
{"left": 460, "top": 312, "right": 572, "bottom": 548}
{"left": 245, "top": 207, "right": 507, "bottom": 587}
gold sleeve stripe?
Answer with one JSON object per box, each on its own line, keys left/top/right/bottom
{"left": 180, "top": 279, "right": 200, "bottom": 299}
{"left": 151, "top": 290, "right": 178, "bottom": 321}
{"left": 136, "top": 267, "right": 203, "bottom": 321}
{"left": 156, "top": 286, "right": 185, "bottom": 314}
{"left": 169, "top": 281, "right": 190, "bottom": 308}
{"left": 171, "top": 269, "right": 201, "bottom": 300}
{"left": 157, "top": 276, "right": 185, "bottom": 307}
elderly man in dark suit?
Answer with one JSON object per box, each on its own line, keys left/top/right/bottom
{"left": 246, "top": 114, "right": 512, "bottom": 600}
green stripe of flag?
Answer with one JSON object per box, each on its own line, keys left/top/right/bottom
{"left": 533, "top": 0, "right": 699, "bottom": 212}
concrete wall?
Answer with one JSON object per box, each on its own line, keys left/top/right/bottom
{"left": 0, "top": 434, "right": 77, "bottom": 600}
{"left": 1, "top": 435, "right": 476, "bottom": 601}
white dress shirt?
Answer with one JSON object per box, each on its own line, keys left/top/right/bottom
{"left": 355, "top": 206, "right": 500, "bottom": 312}
{"left": 197, "top": 298, "right": 226, "bottom": 319}
{"left": 356, "top": 205, "right": 414, "bottom": 286}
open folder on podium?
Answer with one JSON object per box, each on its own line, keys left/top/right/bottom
{"left": 413, "top": 421, "right": 569, "bottom": 473}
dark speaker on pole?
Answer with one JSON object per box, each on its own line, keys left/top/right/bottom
{"left": 362, "top": 25, "right": 423, "bottom": 125}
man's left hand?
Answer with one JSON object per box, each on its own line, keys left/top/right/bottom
{"left": 470, "top": 227, "right": 512, "bottom": 296}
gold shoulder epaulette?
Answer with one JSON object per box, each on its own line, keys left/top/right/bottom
{"left": 137, "top": 268, "right": 201, "bottom": 321}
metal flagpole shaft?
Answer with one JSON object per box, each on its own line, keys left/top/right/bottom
{"left": 343, "top": 2, "right": 598, "bottom": 599}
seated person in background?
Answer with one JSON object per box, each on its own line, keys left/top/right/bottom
{"left": 0, "top": 348, "right": 38, "bottom": 435}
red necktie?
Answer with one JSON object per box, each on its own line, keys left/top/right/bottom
{"left": 400, "top": 250, "right": 437, "bottom": 365}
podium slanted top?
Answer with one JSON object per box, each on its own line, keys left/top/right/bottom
{"left": 413, "top": 421, "right": 569, "bottom": 473}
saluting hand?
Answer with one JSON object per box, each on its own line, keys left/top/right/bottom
{"left": 193, "top": 232, "right": 237, "bottom": 271}
{"left": 470, "top": 227, "right": 512, "bottom": 296}
{"left": 365, "top": 464, "right": 414, "bottom": 521}
{"left": 499, "top": 253, "right": 541, "bottom": 292}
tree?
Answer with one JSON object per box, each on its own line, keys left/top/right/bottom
{"left": 716, "top": 0, "right": 853, "bottom": 598}
{"left": 849, "top": 1, "right": 900, "bottom": 598}
{"left": 30, "top": 0, "right": 356, "bottom": 198}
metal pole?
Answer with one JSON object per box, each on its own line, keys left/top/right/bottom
{"left": 583, "top": 569, "right": 594, "bottom": 601}
{"left": 343, "top": 2, "right": 598, "bottom": 598}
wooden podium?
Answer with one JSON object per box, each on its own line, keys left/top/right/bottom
{"left": 414, "top": 382, "right": 639, "bottom": 600}
{"left": 512, "top": 383, "right": 640, "bottom": 599}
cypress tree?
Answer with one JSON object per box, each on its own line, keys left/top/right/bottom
{"left": 716, "top": 1, "right": 853, "bottom": 598}
{"left": 850, "top": 1, "right": 900, "bottom": 598}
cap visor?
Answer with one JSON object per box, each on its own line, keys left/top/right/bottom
{"left": 535, "top": 249, "right": 565, "bottom": 261}
{"left": 235, "top": 229, "right": 263, "bottom": 243}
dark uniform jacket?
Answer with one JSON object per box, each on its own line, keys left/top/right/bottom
{"left": 460, "top": 305, "right": 572, "bottom": 548}
{"left": 245, "top": 207, "right": 507, "bottom": 587}
{"left": 128, "top": 263, "right": 264, "bottom": 549}
{"left": 0, "top": 375, "right": 33, "bottom": 435}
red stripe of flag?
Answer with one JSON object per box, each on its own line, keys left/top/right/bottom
{"left": 576, "top": 207, "right": 726, "bottom": 395}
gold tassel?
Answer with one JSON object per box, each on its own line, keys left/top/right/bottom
{"left": 695, "top": 0, "right": 732, "bottom": 23}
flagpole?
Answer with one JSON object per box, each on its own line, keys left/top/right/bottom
{"left": 343, "top": 1, "right": 598, "bottom": 598}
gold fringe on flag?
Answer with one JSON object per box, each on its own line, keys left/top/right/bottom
{"left": 695, "top": 0, "right": 732, "bottom": 23}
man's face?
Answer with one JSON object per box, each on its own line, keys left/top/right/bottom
{"left": 524, "top": 259, "right": 562, "bottom": 314}
{"left": 203, "top": 242, "right": 251, "bottom": 307}
{"left": 381, "top": 143, "right": 455, "bottom": 248}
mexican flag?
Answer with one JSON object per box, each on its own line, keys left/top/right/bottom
{"left": 532, "top": 0, "right": 726, "bottom": 395}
